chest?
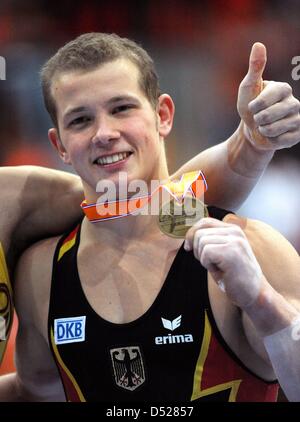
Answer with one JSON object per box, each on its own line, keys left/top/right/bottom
{"left": 77, "top": 239, "right": 183, "bottom": 323}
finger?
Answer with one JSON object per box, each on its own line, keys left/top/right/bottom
{"left": 190, "top": 217, "right": 232, "bottom": 230}
{"left": 243, "top": 42, "right": 267, "bottom": 87}
{"left": 253, "top": 97, "right": 300, "bottom": 126}
{"left": 184, "top": 218, "right": 241, "bottom": 250}
{"left": 185, "top": 227, "right": 235, "bottom": 250}
{"left": 258, "top": 115, "right": 300, "bottom": 138}
{"left": 185, "top": 228, "right": 228, "bottom": 252}
{"left": 249, "top": 81, "right": 293, "bottom": 114}
{"left": 193, "top": 233, "right": 230, "bottom": 261}
{"left": 200, "top": 243, "right": 225, "bottom": 278}
{"left": 261, "top": 129, "right": 300, "bottom": 149}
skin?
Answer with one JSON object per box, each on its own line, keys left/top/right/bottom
{"left": 0, "top": 167, "right": 83, "bottom": 268}
{"left": 1, "top": 58, "right": 299, "bottom": 401}
{"left": 1, "top": 41, "right": 299, "bottom": 372}
{"left": 0, "top": 166, "right": 84, "bottom": 366}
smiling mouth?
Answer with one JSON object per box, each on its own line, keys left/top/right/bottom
{"left": 94, "top": 151, "right": 132, "bottom": 166}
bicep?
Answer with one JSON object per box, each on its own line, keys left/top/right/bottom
{"left": 13, "top": 238, "right": 65, "bottom": 401}
{"left": 14, "top": 319, "right": 65, "bottom": 401}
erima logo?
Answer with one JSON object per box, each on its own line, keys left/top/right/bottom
{"left": 54, "top": 316, "right": 86, "bottom": 345}
{"left": 161, "top": 315, "right": 182, "bottom": 331}
{"left": 155, "top": 315, "right": 193, "bottom": 345}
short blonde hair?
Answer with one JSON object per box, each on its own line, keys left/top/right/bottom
{"left": 41, "top": 32, "right": 161, "bottom": 127}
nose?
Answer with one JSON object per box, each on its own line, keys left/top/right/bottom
{"left": 92, "top": 115, "right": 120, "bottom": 146}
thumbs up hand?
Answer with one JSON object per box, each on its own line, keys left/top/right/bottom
{"left": 237, "top": 43, "right": 300, "bottom": 150}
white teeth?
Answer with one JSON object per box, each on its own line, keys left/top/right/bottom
{"left": 96, "top": 152, "right": 130, "bottom": 165}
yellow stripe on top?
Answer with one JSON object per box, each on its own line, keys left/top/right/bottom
{"left": 58, "top": 237, "right": 76, "bottom": 261}
{"left": 50, "top": 328, "right": 86, "bottom": 402}
{"left": 0, "top": 242, "right": 13, "bottom": 365}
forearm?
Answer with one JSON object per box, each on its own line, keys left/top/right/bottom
{"left": 244, "top": 281, "right": 300, "bottom": 401}
{"left": 207, "top": 122, "right": 275, "bottom": 209}
{"left": 173, "top": 122, "right": 274, "bottom": 210}
{"left": 41, "top": 170, "right": 84, "bottom": 233}
{"left": 20, "top": 167, "right": 84, "bottom": 242}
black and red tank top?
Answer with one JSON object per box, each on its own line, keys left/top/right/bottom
{"left": 48, "top": 207, "right": 278, "bottom": 402}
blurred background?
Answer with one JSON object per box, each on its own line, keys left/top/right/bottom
{"left": 0, "top": 0, "right": 299, "bottom": 398}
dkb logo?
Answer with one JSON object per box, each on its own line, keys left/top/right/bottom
{"left": 0, "top": 57, "right": 6, "bottom": 80}
{"left": 54, "top": 316, "right": 86, "bottom": 345}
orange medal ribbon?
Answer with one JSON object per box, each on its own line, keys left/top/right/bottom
{"left": 81, "top": 170, "right": 207, "bottom": 223}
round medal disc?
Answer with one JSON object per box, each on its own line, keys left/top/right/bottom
{"left": 158, "top": 196, "right": 208, "bottom": 238}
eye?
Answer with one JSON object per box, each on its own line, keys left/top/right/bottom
{"left": 68, "top": 116, "right": 91, "bottom": 128}
{"left": 112, "top": 104, "right": 135, "bottom": 114}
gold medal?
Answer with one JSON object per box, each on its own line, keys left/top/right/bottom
{"left": 158, "top": 196, "right": 208, "bottom": 238}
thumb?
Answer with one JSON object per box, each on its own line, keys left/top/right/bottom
{"left": 237, "top": 42, "right": 267, "bottom": 134}
{"left": 237, "top": 42, "right": 273, "bottom": 149}
{"left": 244, "top": 42, "right": 267, "bottom": 88}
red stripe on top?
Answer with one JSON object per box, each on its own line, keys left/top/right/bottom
{"left": 61, "top": 226, "right": 79, "bottom": 246}
{"left": 202, "top": 330, "right": 278, "bottom": 402}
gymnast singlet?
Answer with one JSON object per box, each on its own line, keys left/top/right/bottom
{"left": 48, "top": 207, "right": 278, "bottom": 402}
{"left": 0, "top": 243, "right": 13, "bottom": 365}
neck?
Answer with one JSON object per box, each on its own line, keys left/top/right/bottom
{"left": 81, "top": 211, "right": 159, "bottom": 246}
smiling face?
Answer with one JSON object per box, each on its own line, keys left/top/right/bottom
{"left": 49, "top": 58, "right": 174, "bottom": 202}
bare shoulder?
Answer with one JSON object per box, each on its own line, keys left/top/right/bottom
{"left": 224, "top": 213, "right": 300, "bottom": 302}
{"left": 224, "top": 212, "right": 299, "bottom": 261}
{"left": 16, "top": 236, "right": 59, "bottom": 275}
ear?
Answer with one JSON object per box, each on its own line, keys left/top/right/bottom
{"left": 48, "top": 128, "right": 71, "bottom": 165}
{"left": 157, "top": 94, "right": 175, "bottom": 138}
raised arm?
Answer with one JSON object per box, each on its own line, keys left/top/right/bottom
{"left": 172, "top": 43, "right": 300, "bottom": 209}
